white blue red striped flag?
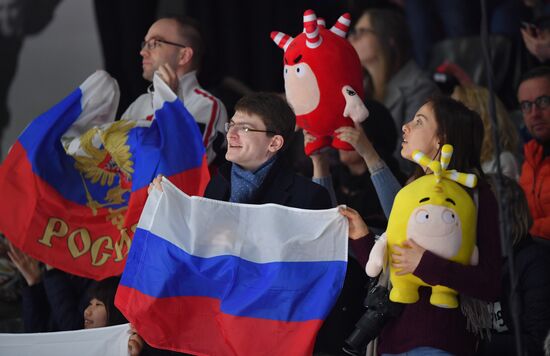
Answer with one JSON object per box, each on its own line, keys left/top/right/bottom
{"left": 115, "top": 178, "right": 348, "bottom": 355}
{"left": 0, "top": 71, "right": 209, "bottom": 280}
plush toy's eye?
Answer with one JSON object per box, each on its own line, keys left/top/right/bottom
{"left": 295, "top": 63, "right": 307, "bottom": 78}
{"left": 414, "top": 209, "right": 429, "bottom": 224}
{"left": 283, "top": 66, "right": 289, "bottom": 76}
{"left": 442, "top": 210, "right": 456, "bottom": 224}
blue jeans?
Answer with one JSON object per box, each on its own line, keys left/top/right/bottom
{"left": 382, "top": 346, "right": 453, "bottom": 356}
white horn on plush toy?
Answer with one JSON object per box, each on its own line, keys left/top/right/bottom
{"left": 412, "top": 144, "right": 478, "bottom": 188}
{"left": 412, "top": 150, "right": 442, "bottom": 180}
{"left": 304, "top": 9, "right": 322, "bottom": 48}
{"left": 440, "top": 144, "right": 453, "bottom": 170}
{"left": 270, "top": 31, "right": 294, "bottom": 51}
{"left": 317, "top": 17, "right": 326, "bottom": 28}
{"left": 330, "top": 13, "right": 351, "bottom": 38}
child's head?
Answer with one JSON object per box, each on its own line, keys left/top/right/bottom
{"left": 83, "top": 276, "right": 126, "bottom": 329}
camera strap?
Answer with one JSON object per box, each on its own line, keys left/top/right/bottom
{"left": 375, "top": 237, "right": 391, "bottom": 289}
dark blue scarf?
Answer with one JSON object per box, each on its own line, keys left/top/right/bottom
{"left": 229, "top": 156, "right": 277, "bottom": 203}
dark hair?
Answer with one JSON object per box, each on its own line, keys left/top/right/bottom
{"left": 534, "top": 15, "right": 550, "bottom": 30}
{"left": 518, "top": 66, "right": 550, "bottom": 90}
{"left": 162, "top": 16, "right": 204, "bottom": 70}
{"left": 88, "top": 276, "right": 127, "bottom": 326}
{"left": 486, "top": 174, "right": 532, "bottom": 246}
{"left": 361, "top": 8, "right": 411, "bottom": 79}
{"left": 234, "top": 92, "right": 296, "bottom": 150}
{"left": 411, "top": 95, "right": 484, "bottom": 180}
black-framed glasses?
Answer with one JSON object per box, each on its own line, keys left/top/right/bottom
{"left": 141, "top": 38, "right": 187, "bottom": 51}
{"left": 224, "top": 122, "right": 276, "bottom": 134}
{"left": 520, "top": 95, "right": 550, "bottom": 113}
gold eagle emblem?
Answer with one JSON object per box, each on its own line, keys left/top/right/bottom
{"left": 71, "top": 120, "right": 137, "bottom": 229}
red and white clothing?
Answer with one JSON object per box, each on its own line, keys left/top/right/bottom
{"left": 121, "top": 71, "right": 228, "bottom": 165}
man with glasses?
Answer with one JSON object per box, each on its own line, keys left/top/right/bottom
{"left": 145, "top": 93, "right": 332, "bottom": 355}
{"left": 517, "top": 66, "right": 550, "bottom": 240}
{"left": 122, "top": 16, "right": 228, "bottom": 170}
{"left": 204, "top": 92, "right": 331, "bottom": 209}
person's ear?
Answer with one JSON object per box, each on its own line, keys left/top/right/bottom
{"left": 268, "top": 135, "right": 284, "bottom": 153}
{"left": 178, "top": 47, "right": 194, "bottom": 66}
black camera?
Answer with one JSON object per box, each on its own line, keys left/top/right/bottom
{"left": 342, "top": 278, "right": 404, "bottom": 356}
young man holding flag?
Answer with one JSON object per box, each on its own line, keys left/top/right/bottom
{"left": 131, "top": 93, "right": 343, "bottom": 355}
{"left": 204, "top": 92, "right": 331, "bottom": 208}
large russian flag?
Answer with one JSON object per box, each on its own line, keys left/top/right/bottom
{"left": 0, "top": 71, "right": 209, "bottom": 280}
{"left": 115, "top": 178, "right": 348, "bottom": 356}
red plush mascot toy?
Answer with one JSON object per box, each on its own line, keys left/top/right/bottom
{"left": 271, "top": 9, "right": 368, "bottom": 155}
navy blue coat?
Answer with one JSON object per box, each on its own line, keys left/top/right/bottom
{"left": 479, "top": 237, "right": 550, "bottom": 356}
{"left": 204, "top": 158, "right": 332, "bottom": 209}
{"left": 205, "top": 158, "right": 367, "bottom": 355}
{"left": 143, "top": 158, "right": 331, "bottom": 355}
{"left": 22, "top": 269, "right": 93, "bottom": 332}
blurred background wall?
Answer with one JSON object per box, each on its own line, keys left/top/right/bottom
{"left": 2, "top": 0, "right": 102, "bottom": 156}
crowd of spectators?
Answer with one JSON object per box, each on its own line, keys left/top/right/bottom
{"left": 1, "top": 1, "right": 550, "bottom": 355}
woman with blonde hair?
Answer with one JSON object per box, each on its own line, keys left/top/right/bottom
{"left": 452, "top": 85, "right": 520, "bottom": 180}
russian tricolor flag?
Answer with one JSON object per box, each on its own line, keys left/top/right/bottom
{"left": 115, "top": 178, "right": 348, "bottom": 356}
{"left": 0, "top": 71, "right": 209, "bottom": 280}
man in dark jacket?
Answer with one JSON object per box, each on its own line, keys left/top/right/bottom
{"left": 204, "top": 92, "right": 331, "bottom": 209}
{"left": 142, "top": 92, "right": 333, "bottom": 355}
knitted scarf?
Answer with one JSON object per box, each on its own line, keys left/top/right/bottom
{"left": 229, "top": 156, "right": 277, "bottom": 203}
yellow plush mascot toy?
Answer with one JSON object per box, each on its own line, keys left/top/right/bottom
{"left": 366, "top": 145, "right": 478, "bottom": 308}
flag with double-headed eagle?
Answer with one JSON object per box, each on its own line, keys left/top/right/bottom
{"left": 0, "top": 70, "right": 210, "bottom": 280}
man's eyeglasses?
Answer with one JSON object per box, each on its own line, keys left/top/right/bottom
{"left": 141, "top": 38, "right": 187, "bottom": 51}
{"left": 520, "top": 95, "right": 550, "bottom": 113}
{"left": 224, "top": 122, "right": 276, "bottom": 134}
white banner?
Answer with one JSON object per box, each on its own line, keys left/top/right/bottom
{"left": 0, "top": 323, "right": 130, "bottom": 356}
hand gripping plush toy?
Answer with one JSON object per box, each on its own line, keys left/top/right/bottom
{"left": 366, "top": 145, "right": 479, "bottom": 308}
{"left": 271, "top": 10, "right": 368, "bottom": 155}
